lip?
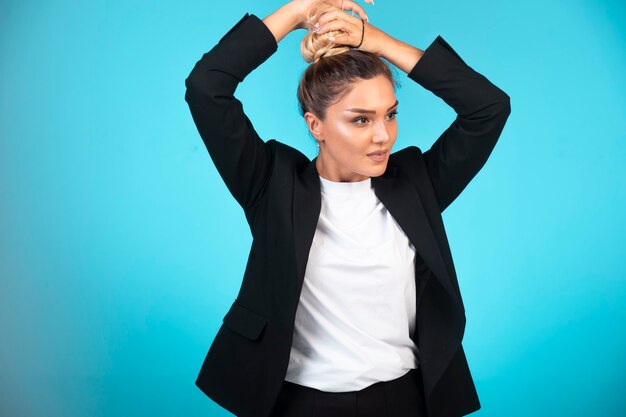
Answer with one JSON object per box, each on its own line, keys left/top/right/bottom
{"left": 367, "top": 150, "right": 388, "bottom": 162}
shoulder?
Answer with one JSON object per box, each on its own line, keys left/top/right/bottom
{"left": 389, "top": 146, "right": 433, "bottom": 191}
{"left": 267, "top": 139, "right": 312, "bottom": 167}
{"left": 261, "top": 139, "right": 314, "bottom": 185}
{"left": 389, "top": 145, "right": 424, "bottom": 167}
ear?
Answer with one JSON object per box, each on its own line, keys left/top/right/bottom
{"left": 303, "top": 111, "right": 324, "bottom": 143}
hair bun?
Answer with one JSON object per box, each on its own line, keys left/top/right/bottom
{"left": 300, "top": 6, "right": 352, "bottom": 64}
{"left": 301, "top": 30, "right": 351, "bottom": 64}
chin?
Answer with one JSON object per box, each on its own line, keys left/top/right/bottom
{"left": 367, "top": 164, "right": 388, "bottom": 177}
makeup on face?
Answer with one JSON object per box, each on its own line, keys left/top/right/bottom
{"left": 313, "top": 75, "right": 399, "bottom": 181}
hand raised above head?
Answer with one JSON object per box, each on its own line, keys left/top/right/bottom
{"left": 308, "top": 3, "right": 388, "bottom": 56}
{"left": 291, "top": 0, "right": 373, "bottom": 30}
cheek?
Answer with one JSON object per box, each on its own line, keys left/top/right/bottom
{"left": 391, "top": 123, "right": 399, "bottom": 140}
{"left": 332, "top": 121, "right": 355, "bottom": 139}
{"left": 384, "top": 122, "right": 399, "bottom": 146}
{"left": 329, "top": 122, "right": 363, "bottom": 151}
{"left": 344, "top": 128, "right": 370, "bottom": 156}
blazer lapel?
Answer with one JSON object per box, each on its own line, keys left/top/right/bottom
{"left": 292, "top": 157, "right": 461, "bottom": 309}
{"left": 371, "top": 166, "right": 462, "bottom": 308}
{"left": 292, "top": 158, "right": 322, "bottom": 299}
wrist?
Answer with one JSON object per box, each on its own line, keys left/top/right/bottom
{"left": 263, "top": 2, "right": 301, "bottom": 43}
{"left": 383, "top": 36, "right": 424, "bottom": 74}
{"left": 285, "top": 1, "right": 306, "bottom": 29}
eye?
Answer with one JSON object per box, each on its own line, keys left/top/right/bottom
{"left": 387, "top": 110, "right": 399, "bottom": 120}
{"left": 352, "top": 110, "right": 398, "bottom": 126}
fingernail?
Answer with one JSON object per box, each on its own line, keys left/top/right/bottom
{"left": 328, "top": 35, "right": 335, "bottom": 41}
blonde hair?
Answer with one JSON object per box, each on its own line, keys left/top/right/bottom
{"left": 296, "top": 6, "right": 400, "bottom": 122}
{"left": 300, "top": 4, "right": 352, "bottom": 64}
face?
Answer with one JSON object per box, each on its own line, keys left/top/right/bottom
{"left": 304, "top": 75, "right": 399, "bottom": 182}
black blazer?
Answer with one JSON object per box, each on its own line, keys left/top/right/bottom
{"left": 185, "top": 12, "right": 511, "bottom": 417}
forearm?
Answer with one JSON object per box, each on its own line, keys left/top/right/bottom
{"left": 262, "top": 2, "right": 301, "bottom": 44}
{"left": 184, "top": 13, "right": 278, "bottom": 210}
{"left": 381, "top": 36, "right": 425, "bottom": 74}
{"left": 409, "top": 36, "right": 510, "bottom": 117}
{"left": 408, "top": 35, "right": 511, "bottom": 212}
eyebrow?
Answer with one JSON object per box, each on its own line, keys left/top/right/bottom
{"left": 345, "top": 100, "right": 399, "bottom": 114}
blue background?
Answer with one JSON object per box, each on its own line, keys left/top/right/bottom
{"left": 1, "top": 0, "right": 624, "bottom": 416}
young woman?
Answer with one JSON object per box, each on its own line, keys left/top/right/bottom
{"left": 184, "top": 1, "right": 511, "bottom": 416}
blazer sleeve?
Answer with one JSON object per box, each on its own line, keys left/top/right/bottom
{"left": 184, "top": 13, "right": 278, "bottom": 211}
{"left": 407, "top": 36, "right": 511, "bottom": 213}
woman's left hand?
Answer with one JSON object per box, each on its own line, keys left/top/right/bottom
{"left": 313, "top": 5, "right": 391, "bottom": 56}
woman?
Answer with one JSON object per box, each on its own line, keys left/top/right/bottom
{"left": 184, "top": 1, "right": 511, "bottom": 416}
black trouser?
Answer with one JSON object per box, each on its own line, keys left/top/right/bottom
{"left": 269, "top": 368, "right": 427, "bottom": 417}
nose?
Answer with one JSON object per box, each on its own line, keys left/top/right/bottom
{"left": 372, "top": 122, "right": 391, "bottom": 144}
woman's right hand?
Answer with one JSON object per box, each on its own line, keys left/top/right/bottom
{"left": 290, "top": 0, "right": 373, "bottom": 30}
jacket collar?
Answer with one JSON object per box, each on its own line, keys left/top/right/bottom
{"left": 292, "top": 156, "right": 461, "bottom": 308}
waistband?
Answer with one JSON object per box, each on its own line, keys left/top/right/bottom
{"left": 284, "top": 367, "right": 419, "bottom": 396}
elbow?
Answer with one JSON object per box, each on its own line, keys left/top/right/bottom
{"left": 496, "top": 93, "right": 511, "bottom": 122}
{"left": 502, "top": 94, "right": 511, "bottom": 115}
{"left": 493, "top": 95, "right": 511, "bottom": 137}
{"left": 185, "top": 72, "right": 202, "bottom": 98}
{"left": 500, "top": 88, "right": 511, "bottom": 112}
{"left": 184, "top": 72, "right": 215, "bottom": 106}
{"left": 184, "top": 64, "right": 212, "bottom": 98}
{"left": 184, "top": 72, "right": 198, "bottom": 103}
{"left": 184, "top": 68, "right": 234, "bottom": 104}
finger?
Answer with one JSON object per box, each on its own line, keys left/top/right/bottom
{"left": 338, "top": 0, "right": 369, "bottom": 22}
{"left": 317, "top": 8, "right": 361, "bottom": 27}
{"left": 327, "top": 31, "right": 358, "bottom": 47}
{"left": 316, "top": 18, "right": 359, "bottom": 38}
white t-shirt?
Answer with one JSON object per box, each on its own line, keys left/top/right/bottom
{"left": 284, "top": 175, "right": 420, "bottom": 392}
